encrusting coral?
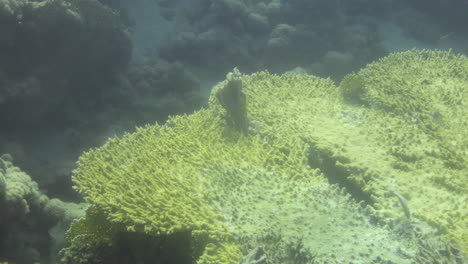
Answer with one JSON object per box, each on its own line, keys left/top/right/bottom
{"left": 68, "top": 49, "right": 467, "bottom": 263}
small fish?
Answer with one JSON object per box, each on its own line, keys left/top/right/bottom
{"left": 439, "top": 32, "right": 455, "bottom": 41}
{"left": 432, "top": 111, "right": 445, "bottom": 126}
{"left": 385, "top": 187, "right": 411, "bottom": 220}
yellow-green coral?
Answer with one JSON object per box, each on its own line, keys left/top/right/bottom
{"left": 70, "top": 49, "right": 467, "bottom": 261}
{"left": 239, "top": 49, "right": 467, "bottom": 253}
{"left": 199, "top": 166, "right": 421, "bottom": 263}
{"left": 71, "top": 105, "right": 321, "bottom": 263}
{"left": 239, "top": 49, "right": 467, "bottom": 254}
{"left": 338, "top": 50, "right": 467, "bottom": 249}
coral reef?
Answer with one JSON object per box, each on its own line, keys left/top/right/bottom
{"left": 0, "top": 0, "right": 203, "bottom": 202}
{"left": 158, "top": 0, "right": 387, "bottom": 77}
{"left": 65, "top": 50, "right": 466, "bottom": 263}
{"left": 0, "top": 0, "right": 132, "bottom": 199}
{"left": 0, "top": 0, "right": 131, "bottom": 126}
{"left": 337, "top": 49, "right": 467, "bottom": 251}
{"left": 407, "top": 0, "right": 468, "bottom": 34}
{"left": 1, "top": 0, "right": 467, "bottom": 262}
{"left": 124, "top": 59, "right": 203, "bottom": 121}
{"left": 211, "top": 67, "right": 249, "bottom": 134}
{"left": 0, "top": 154, "right": 86, "bottom": 264}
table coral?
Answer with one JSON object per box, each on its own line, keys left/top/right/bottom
{"left": 69, "top": 49, "right": 467, "bottom": 263}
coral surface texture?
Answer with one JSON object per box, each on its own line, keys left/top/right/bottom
{"left": 70, "top": 50, "right": 467, "bottom": 263}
